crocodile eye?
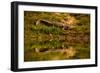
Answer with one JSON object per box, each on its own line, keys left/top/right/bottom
{"left": 63, "top": 26, "right": 69, "bottom": 30}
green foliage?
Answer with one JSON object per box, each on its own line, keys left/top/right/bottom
{"left": 30, "top": 40, "right": 63, "bottom": 49}
{"left": 30, "top": 24, "right": 64, "bottom": 35}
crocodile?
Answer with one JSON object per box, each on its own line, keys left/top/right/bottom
{"left": 35, "top": 19, "right": 71, "bottom": 30}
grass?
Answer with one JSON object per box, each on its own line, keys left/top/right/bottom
{"left": 30, "top": 24, "right": 64, "bottom": 35}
